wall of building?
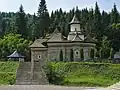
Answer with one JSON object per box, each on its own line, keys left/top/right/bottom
{"left": 70, "top": 24, "right": 81, "bottom": 32}
{"left": 31, "top": 48, "right": 48, "bottom": 65}
{"left": 47, "top": 42, "right": 95, "bottom": 62}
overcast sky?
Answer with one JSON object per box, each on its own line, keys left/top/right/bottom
{"left": 0, "top": 0, "right": 119, "bottom": 14}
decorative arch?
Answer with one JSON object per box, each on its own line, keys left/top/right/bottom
{"left": 59, "top": 50, "right": 63, "bottom": 61}
{"left": 70, "top": 49, "right": 74, "bottom": 62}
{"left": 80, "top": 48, "right": 84, "bottom": 60}
{"left": 90, "top": 48, "right": 95, "bottom": 59}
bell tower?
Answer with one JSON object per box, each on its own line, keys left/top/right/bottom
{"left": 68, "top": 15, "right": 84, "bottom": 41}
{"left": 70, "top": 15, "right": 81, "bottom": 32}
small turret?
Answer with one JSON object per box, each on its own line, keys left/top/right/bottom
{"left": 68, "top": 15, "right": 84, "bottom": 41}
{"left": 69, "top": 15, "right": 80, "bottom": 25}
{"left": 69, "top": 15, "right": 81, "bottom": 32}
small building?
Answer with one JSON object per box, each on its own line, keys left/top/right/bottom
{"left": 7, "top": 50, "right": 25, "bottom": 62}
{"left": 113, "top": 51, "right": 120, "bottom": 63}
{"left": 29, "top": 15, "right": 96, "bottom": 63}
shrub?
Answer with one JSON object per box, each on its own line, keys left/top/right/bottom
{"left": 45, "top": 62, "right": 64, "bottom": 84}
{"left": 45, "top": 62, "right": 120, "bottom": 86}
{"left": 0, "top": 61, "right": 19, "bottom": 85}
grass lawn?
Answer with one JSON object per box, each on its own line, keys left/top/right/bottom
{"left": 46, "top": 62, "right": 120, "bottom": 87}
{"left": 0, "top": 61, "right": 19, "bottom": 85}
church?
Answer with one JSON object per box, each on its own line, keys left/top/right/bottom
{"left": 29, "top": 15, "right": 96, "bottom": 63}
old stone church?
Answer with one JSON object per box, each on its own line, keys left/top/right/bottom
{"left": 29, "top": 15, "right": 96, "bottom": 62}
{"left": 16, "top": 15, "right": 96, "bottom": 85}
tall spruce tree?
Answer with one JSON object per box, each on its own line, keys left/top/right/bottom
{"left": 110, "top": 4, "right": 120, "bottom": 24}
{"left": 85, "top": 8, "right": 94, "bottom": 36}
{"left": 101, "top": 11, "right": 110, "bottom": 35}
{"left": 31, "top": 13, "right": 37, "bottom": 40}
{"left": 93, "top": 2, "right": 102, "bottom": 38}
{"left": 15, "top": 5, "right": 27, "bottom": 38}
{"left": 37, "top": 0, "right": 50, "bottom": 38}
{"left": 108, "top": 4, "right": 120, "bottom": 51}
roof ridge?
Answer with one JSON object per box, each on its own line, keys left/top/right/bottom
{"left": 69, "top": 14, "right": 80, "bottom": 24}
{"left": 29, "top": 40, "right": 46, "bottom": 48}
{"left": 72, "top": 33, "right": 83, "bottom": 41}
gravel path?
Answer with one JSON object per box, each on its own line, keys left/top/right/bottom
{"left": 0, "top": 85, "right": 105, "bottom": 90}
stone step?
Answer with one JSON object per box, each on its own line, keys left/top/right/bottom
{"left": 16, "top": 62, "right": 49, "bottom": 85}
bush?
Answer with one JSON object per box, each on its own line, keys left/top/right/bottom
{"left": 0, "top": 61, "right": 19, "bottom": 85}
{"left": 45, "top": 62, "right": 64, "bottom": 84}
{"left": 45, "top": 62, "right": 120, "bottom": 87}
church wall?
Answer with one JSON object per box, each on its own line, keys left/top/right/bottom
{"left": 31, "top": 48, "right": 48, "bottom": 65}
{"left": 47, "top": 43, "right": 73, "bottom": 61}
{"left": 47, "top": 42, "right": 95, "bottom": 61}
{"left": 48, "top": 47, "right": 60, "bottom": 61}
{"left": 71, "top": 24, "right": 81, "bottom": 32}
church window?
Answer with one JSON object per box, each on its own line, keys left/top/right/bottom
{"left": 75, "top": 49, "right": 79, "bottom": 57}
{"left": 75, "top": 28, "right": 77, "bottom": 31}
{"left": 70, "top": 49, "right": 74, "bottom": 61}
{"left": 38, "top": 55, "right": 41, "bottom": 59}
{"left": 76, "top": 51, "right": 78, "bottom": 55}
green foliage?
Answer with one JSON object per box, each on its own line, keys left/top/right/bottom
{"left": 99, "top": 36, "right": 111, "bottom": 58}
{"left": 45, "top": 62, "right": 64, "bottom": 84}
{"left": 93, "top": 2, "right": 102, "bottom": 37}
{"left": 0, "top": 33, "right": 32, "bottom": 59}
{"left": 45, "top": 62, "right": 120, "bottom": 86}
{"left": 110, "top": 4, "right": 120, "bottom": 24}
{"left": 36, "top": 0, "right": 50, "bottom": 38}
{"left": 15, "top": 5, "right": 28, "bottom": 38}
{"left": 0, "top": 61, "right": 19, "bottom": 85}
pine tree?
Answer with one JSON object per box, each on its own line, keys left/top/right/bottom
{"left": 85, "top": 8, "right": 94, "bottom": 36}
{"left": 31, "top": 13, "right": 37, "bottom": 40}
{"left": 110, "top": 3, "right": 120, "bottom": 24}
{"left": 15, "top": 5, "right": 27, "bottom": 38}
{"left": 37, "top": 0, "right": 50, "bottom": 38}
{"left": 93, "top": 2, "right": 102, "bottom": 38}
{"left": 101, "top": 11, "right": 110, "bottom": 35}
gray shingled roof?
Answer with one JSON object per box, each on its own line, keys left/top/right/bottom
{"left": 47, "top": 28, "right": 64, "bottom": 42}
{"left": 7, "top": 51, "right": 25, "bottom": 58}
{"left": 84, "top": 35, "right": 94, "bottom": 42}
{"left": 69, "top": 15, "right": 80, "bottom": 24}
{"left": 114, "top": 52, "right": 120, "bottom": 59}
{"left": 29, "top": 39, "right": 46, "bottom": 48}
{"left": 72, "top": 33, "right": 83, "bottom": 42}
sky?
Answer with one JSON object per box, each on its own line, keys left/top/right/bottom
{"left": 0, "top": 0, "right": 120, "bottom": 14}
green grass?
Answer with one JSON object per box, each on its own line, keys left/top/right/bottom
{"left": 0, "top": 61, "right": 19, "bottom": 85}
{"left": 46, "top": 62, "right": 120, "bottom": 87}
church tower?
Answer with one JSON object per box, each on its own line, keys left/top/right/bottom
{"left": 68, "top": 15, "right": 84, "bottom": 41}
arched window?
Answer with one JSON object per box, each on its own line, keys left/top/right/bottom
{"left": 75, "top": 28, "right": 77, "bottom": 31}
{"left": 59, "top": 50, "right": 63, "bottom": 61}
{"left": 38, "top": 55, "right": 41, "bottom": 59}
{"left": 70, "top": 49, "right": 74, "bottom": 62}
{"left": 80, "top": 49, "right": 84, "bottom": 60}
{"left": 90, "top": 48, "right": 95, "bottom": 59}
{"left": 75, "top": 49, "right": 79, "bottom": 57}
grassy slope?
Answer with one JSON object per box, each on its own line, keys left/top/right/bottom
{"left": 0, "top": 62, "right": 19, "bottom": 85}
{"left": 47, "top": 62, "right": 120, "bottom": 87}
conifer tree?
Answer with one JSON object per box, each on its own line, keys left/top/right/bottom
{"left": 93, "top": 2, "right": 102, "bottom": 38}
{"left": 37, "top": 0, "right": 50, "bottom": 38}
{"left": 101, "top": 11, "right": 110, "bottom": 35}
{"left": 110, "top": 3, "right": 120, "bottom": 24}
{"left": 15, "top": 5, "right": 27, "bottom": 38}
